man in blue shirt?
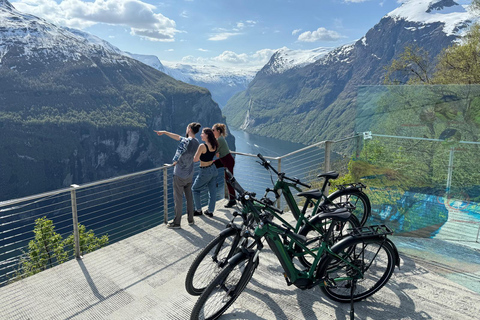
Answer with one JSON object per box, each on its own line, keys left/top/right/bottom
{"left": 155, "top": 122, "right": 201, "bottom": 228}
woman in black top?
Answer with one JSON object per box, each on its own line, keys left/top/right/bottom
{"left": 192, "top": 128, "right": 219, "bottom": 217}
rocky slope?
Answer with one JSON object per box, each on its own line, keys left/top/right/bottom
{"left": 222, "top": 0, "right": 476, "bottom": 144}
{"left": 0, "top": 0, "right": 225, "bottom": 201}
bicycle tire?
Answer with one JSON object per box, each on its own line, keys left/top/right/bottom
{"left": 190, "top": 254, "right": 258, "bottom": 320}
{"left": 317, "top": 237, "right": 396, "bottom": 302}
{"left": 185, "top": 227, "right": 238, "bottom": 295}
{"left": 296, "top": 214, "right": 360, "bottom": 269}
{"left": 325, "top": 189, "right": 371, "bottom": 226}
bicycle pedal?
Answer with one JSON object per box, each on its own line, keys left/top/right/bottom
{"left": 283, "top": 273, "right": 293, "bottom": 286}
{"left": 323, "top": 278, "right": 337, "bottom": 289}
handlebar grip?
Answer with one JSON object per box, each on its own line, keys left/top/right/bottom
{"left": 257, "top": 153, "right": 267, "bottom": 163}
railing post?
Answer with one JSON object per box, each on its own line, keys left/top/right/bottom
{"left": 355, "top": 134, "right": 362, "bottom": 159}
{"left": 70, "top": 184, "right": 81, "bottom": 259}
{"left": 476, "top": 223, "right": 480, "bottom": 243}
{"left": 163, "top": 167, "right": 169, "bottom": 224}
{"left": 324, "top": 141, "right": 332, "bottom": 196}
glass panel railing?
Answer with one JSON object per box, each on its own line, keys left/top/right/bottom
{"left": 355, "top": 85, "right": 480, "bottom": 242}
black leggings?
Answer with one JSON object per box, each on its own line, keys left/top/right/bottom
{"left": 214, "top": 153, "right": 236, "bottom": 200}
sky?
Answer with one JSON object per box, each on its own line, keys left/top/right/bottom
{"left": 9, "top": 0, "right": 408, "bottom": 69}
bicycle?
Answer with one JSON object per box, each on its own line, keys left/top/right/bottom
{"left": 185, "top": 160, "right": 360, "bottom": 295}
{"left": 255, "top": 153, "right": 373, "bottom": 268}
{"left": 256, "top": 153, "right": 371, "bottom": 227}
{"left": 190, "top": 176, "right": 400, "bottom": 320}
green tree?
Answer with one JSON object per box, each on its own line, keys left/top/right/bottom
{"left": 63, "top": 223, "right": 109, "bottom": 257}
{"left": 16, "top": 217, "right": 108, "bottom": 280}
{"left": 17, "top": 217, "right": 68, "bottom": 278}
{"left": 384, "top": 44, "right": 433, "bottom": 85}
{"left": 433, "top": 24, "right": 480, "bottom": 84}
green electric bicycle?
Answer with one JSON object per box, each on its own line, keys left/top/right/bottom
{"left": 190, "top": 175, "right": 400, "bottom": 320}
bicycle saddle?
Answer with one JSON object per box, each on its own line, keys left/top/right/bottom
{"left": 317, "top": 171, "right": 339, "bottom": 180}
{"left": 297, "top": 189, "right": 322, "bottom": 199}
{"left": 316, "top": 208, "right": 351, "bottom": 222}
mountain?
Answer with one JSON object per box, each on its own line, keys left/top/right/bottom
{"left": 0, "top": 0, "right": 225, "bottom": 201}
{"left": 222, "top": 0, "right": 477, "bottom": 144}
{"left": 127, "top": 53, "right": 255, "bottom": 109}
{"left": 127, "top": 47, "right": 332, "bottom": 109}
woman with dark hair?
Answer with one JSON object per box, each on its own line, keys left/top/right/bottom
{"left": 192, "top": 128, "right": 219, "bottom": 217}
{"left": 212, "top": 123, "right": 236, "bottom": 208}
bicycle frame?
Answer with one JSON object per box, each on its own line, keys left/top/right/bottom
{"left": 255, "top": 215, "right": 365, "bottom": 289}
{"left": 238, "top": 196, "right": 362, "bottom": 290}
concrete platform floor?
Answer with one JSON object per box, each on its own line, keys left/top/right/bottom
{"left": 1, "top": 199, "right": 479, "bottom": 320}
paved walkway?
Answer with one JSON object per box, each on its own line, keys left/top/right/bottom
{"left": 1, "top": 199, "right": 479, "bottom": 320}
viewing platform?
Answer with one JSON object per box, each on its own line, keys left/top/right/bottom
{"left": 1, "top": 199, "right": 479, "bottom": 320}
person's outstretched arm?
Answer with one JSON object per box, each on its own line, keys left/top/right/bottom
{"left": 154, "top": 130, "right": 181, "bottom": 141}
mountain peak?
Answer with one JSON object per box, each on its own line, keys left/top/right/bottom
{"left": 387, "top": 0, "right": 475, "bottom": 36}
{"left": 0, "top": 0, "right": 14, "bottom": 10}
{"left": 426, "top": 0, "right": 459, "bottom": 13}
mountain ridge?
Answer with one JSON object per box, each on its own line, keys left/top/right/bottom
{"left": 222, "top": 0, "right": 477, "bottom": 144}
{"left": 0, "top": 0, "right": 226, "bottom": 201}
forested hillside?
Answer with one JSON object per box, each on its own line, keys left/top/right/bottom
{"left": 0, "top": 1, "right": 225, "bottom": 201}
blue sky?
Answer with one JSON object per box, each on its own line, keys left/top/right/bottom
{"left": 11, "top": 0, "right": 403, "bottom": 68}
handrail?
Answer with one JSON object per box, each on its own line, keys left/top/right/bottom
{"left": 2, "top": 130, "right": 478, "bottom": 287}
{"left": 0, "top": 164, "right": 174, "bottom": 209}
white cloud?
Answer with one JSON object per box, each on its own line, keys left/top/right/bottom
{"left": 197, "top": 48, "right": 208, "bottom": 52}
{"left": 292, "top": 28, "right": 302, "bottom": 35}
{"left": 180, "top": 48, "right": 276, "bottom": 68}
{"left": 213, "top": 51, "right": 249, "bottom": 64}
{"left": 11, "top": 0, "right": 179, "bottom": 41}
{"left": 208, "top": 20, "right": 257, "bottom": 41}
{"left": 297, "top": 27, "right": 345, "bottom": 42}
{"left": 344, "top": 0, "right": 371, "bottom": 3}
{"left": 208, "top": 32, "right": 241, "bottom": 41}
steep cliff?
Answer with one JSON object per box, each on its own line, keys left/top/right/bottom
{"left": 0, "top": 1, "right": 225, "bottom": 201}
{"left": 222, "top": 0, "right": 475, "bottom": 143}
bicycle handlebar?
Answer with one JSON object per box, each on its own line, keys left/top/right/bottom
{"left": 257, "top": 153, "right": 311, "bottom": 189}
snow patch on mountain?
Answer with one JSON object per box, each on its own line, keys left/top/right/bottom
{"left": 263, "top": 46, "right": 332, "bottom": 74}
{"left": 387, "top": 0, "right": 476, "bottom": 36}
{"left": 0, "top": 0, "right": 131, "bottom": 66}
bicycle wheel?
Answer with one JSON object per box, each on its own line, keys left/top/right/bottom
{"left": 186, "top": 228, "right": 239, "bottom": 295}
{"left": 190, "top": 254, "right": 258, "bottom": 320}
{"left": 326, "top": 189, "right": 371, "bottom": 226}
{"left": 317, "top": 237, "right": 396, "bottom": 302}
{"left": 296, "top": 214, "right": 360, "bottom": 268}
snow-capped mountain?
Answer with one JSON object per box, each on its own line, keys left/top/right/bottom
{"left": 0, "top": 0, "right": 225, "bottom": 201}
{"left": 261, "top": 46, "right": 333, "bottom": 75}
{"left": 0, "top": 0, "right": 131, "bottom": 66}
{"left": 126, "top": 52, "right": 257, "bottom": 108}
{"left": 223, "top": 0, "right": 478, "bottom": 144}
{"left": 387, "top": 0, "right": 473, "bottom": 36}
{"left": 127, "top": 47, "right": 332, "bottom": 108}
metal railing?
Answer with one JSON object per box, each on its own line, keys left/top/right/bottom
{"left": 2, "top": 132, "right": 480, "bottom": 287}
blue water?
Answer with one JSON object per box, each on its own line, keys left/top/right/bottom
{"left": 229, "top": 128, "right": 307, "bottom": 157}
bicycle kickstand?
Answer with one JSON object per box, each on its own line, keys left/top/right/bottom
{"left": 349, "top": 279, "right": 357, "bottom": 320}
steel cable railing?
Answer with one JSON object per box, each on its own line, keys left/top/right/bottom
{"left": 1, "top": 133, "right": 479, "bottom": 287}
